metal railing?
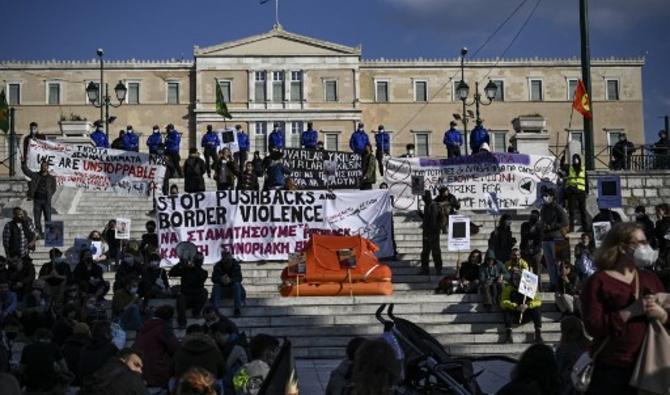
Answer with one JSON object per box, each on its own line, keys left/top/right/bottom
{"left": 608, "top": 144, "right": 670, "bottom": 171}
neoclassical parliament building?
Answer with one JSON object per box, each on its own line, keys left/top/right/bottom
{"left": 1, "top": 25, "right": 644, "bottom": 166}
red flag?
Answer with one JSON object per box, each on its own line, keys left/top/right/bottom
{"left": 572, "top": 79, "right": 592, "bottom": 120}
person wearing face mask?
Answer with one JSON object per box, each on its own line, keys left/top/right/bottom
{"left": 500, "top": 270, "right": 544, "bottom": 344}
{"left": 22, "top": 121, "right": 46, "bottom": 160}
{"left": 488, "top": 214, "right": 517, "bottom": 264}
{"left": 610, "top": 133, "right": 635, "bottom": 170}
{"left": 139, "top": 251, "right": 171, "bottom": 300}
{"left": 2, "top": 207, "right": 37, "bottom": 260}
{"left": 349, "top": 122, "right": 369, "bottom": 155}
{"left": 113, "top": 243, "right": 144, "bottom": 291}
{"left": 169, "top": 254, "right": 209, "bottom": 328}
{"left": 73, "top": 249, "right": 110, "bottom": 300}
{"left": 121, "top": 125, "right": 139, "bottom": 152}
{"left": 581, "top": 222, "right": 668, "bottom": 395}
{"left": 359, "top": 143, "right": 376, "bottom": 190}
{"left": 540, "top": 189, "right": 568, "bottom": 292}
{"left": 146, "top": 124, "right": 163, "bottom": 156}
{"left": 563, "top": 153, "right": 590, "bottom": 233}
{"left": 418, "top": 191, "right": 443, "bottom": 276}
{"left": 521, "top": 210, "right": 543, "bottom": 275}
{"left": 20, "top": 157, "right": 56, "bottom": 239}
{"left": 38, "top": 248, "right": 71, "bottom": 304}
{"left": 401, "top": 143, "right": 415, "bottom": 158}
{"left": 112, "top": 275, "right": 143, "bottom": 331}
{"left": 89, "top": 121, "right": 109, "bottom": 148}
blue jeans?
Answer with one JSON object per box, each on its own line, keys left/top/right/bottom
{"left": 119, "top": 303, "right": 143, "bottom": 331}
{"left": 542, "top": 240, "right": 558, "bottom": 288}
{"left": 211, "top": 282, "right": 246, "bottom": 310}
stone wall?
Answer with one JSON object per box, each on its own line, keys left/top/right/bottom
{"left": 588, "top": 170, "right": 670, "bottom": 216}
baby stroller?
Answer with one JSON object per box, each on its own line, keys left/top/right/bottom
{"left": 376, "top": 303, "right": 515, "bottom": 395}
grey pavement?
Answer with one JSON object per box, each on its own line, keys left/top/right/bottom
{"left": 296, "top": 359, "right": 341, "bottom": 394}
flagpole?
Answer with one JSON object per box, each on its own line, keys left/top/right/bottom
{"left": 275, "top": 0, "right": 280, "bottom": 26}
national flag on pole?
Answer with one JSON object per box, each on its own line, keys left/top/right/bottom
{"left": 572, "top": 79, "right": 592, "bottom": 120}
{"left": 258, "top": 339, "right": 299, "bottom": 395}
{"left": 216, "top": 82, "right": 232, "bottom": 120}
{"left": 0, "top": 89, "right": 9, "bottom": 133}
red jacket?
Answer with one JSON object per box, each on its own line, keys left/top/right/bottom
{"left": 133, "top": 318, "right": 179, "bottom": 387}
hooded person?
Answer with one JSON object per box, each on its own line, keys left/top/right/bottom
{"left": 133, "top": 305, "right": 179, "bottom": 388}
{"left": 171, "top": 331, "right": 226, "bottom": 381}
{"left": 565, "top": 153, "right": 590, "bottom": 232}
{"left": 479, "top": 249, "right": 509, "bottom": 310}
{"left": 62, "top": 322, "right": 91, "bottom": 386}
{"left": 233, "top": 334, "right": 279, "bottom": 395}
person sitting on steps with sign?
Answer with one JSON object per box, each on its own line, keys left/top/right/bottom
{"left": 500, "top": 270, "right": 543, "bottom": 344}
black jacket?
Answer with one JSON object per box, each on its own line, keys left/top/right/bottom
{"left": 80, "top": 359, "right": 148, "bottom": 395}
{"left": 520, "top": 220, "right": 542, "bottom": 257}
{"left": 62, "top": 333, "right": 90, "bottom": 385}
{"left": 488, "top": 226, "right": 516, "bottom": 263}
{"left": 78, "top": 338, "right": 118, "bottom": 381}
{"left": 183, "top": 156, "right": 206, "bottom": 193}
{"left": 540, "top": 203, "right": 568, "bottom": 241}
{"left": 22, "top": 162, "right": 57, "bottom": 201}
{"left": 212, "top": 258, "right": 243, "bottom": 286}
{"left": 169, "top": 262, "right": 208, "bottom": 296}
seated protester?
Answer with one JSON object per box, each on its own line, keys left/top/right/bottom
{"left": 326, "top": 336, "right": 366, "bottom": 395}
{"left": 139, "top": 250, "right": 171, "bottom": 300}
{"left": 133, "top": 305, "right": 179, "bottom": 389}
{"left": 140, "top": 221, "right": 159, "bottom": 262}
{"left": 202, "top": 305, "right": 238, "bottom": 335}
{"left": 555, "top": 261, "right": 581, "bottom": 317}
{"left": 171, "top": 326, "right": 226, "bottom": 383}
{"left": 169, "top": 254, "right": 209, "bottom": 328}
{"left": 62, "top": 322, "right": 91, "bottom": 386}
{"left": 52, "top": 303, "right": 80, "bottom": 345}
{"left": 81, "top": 295, "right": 109, "bottom": 324}
{"left": 496, "top": 343, "right": 559, "bottom": 395}
{"left": 88, "top": 230, "right": 110, "bottom": 267}
{"left": 488, "top": 214, "right": 517, "bottom": 264}
{"left": 111, "top": 275, "right": 143, "bottom": 331}
{"left": 0, "top": 279, "right": 17, "bottom": 328}
{"left": 211, "top": 251, "right": 247, "bottom": 317}
{"left": 210, "top": 320, "right": 249, "bottom": 393}
{"left": 439, "top": 249, "right": 481, "bottom": 295}
{"left": 573, "top": 232, "right": 596, "bottom": 283}
{"left": 500, "top": 270, "right": 543, "bottom": 344}
{"left": 21, "top": 279, "right": 54, "bottom": 337}
{"left": 80, "top": 348, "right": 146, "bottom": 395}
{"left": 20, "top": 327, "right": 72, "bottom": 394}
{"left": 554, "top": 316, "right": 590, "bottom": 395}
{"left": 79, "top": 321, "right": 119, "bottom": 382}
{"left": 63, "top": 284, "right": 85, "bottom": 314}
{"left": 73, "top": 249, "right": 110, "bottom": 300}
{"left": 7, "top": 256, "right": 35, "bottom": 302}
{"left": 520, "top": 209, "right": 543, "bottom": 275}
{"left": 39, "top": 248, "right": 71, "bottom": 306}
{"left": 102, "top": 220, "right": 121, "bottom": 265}
{"left": 504, "top": 247, "right": 531, "bottom": 275}
{"left": 478, "top": 249, "right": 509, "bottom": 311}
{"left": 233, "top": 334, "right": 280, "bottom": 395}
{"left": 113, "top": 242, "right": 144, "bottom": 291}
{"left": 237, "top": 161, "right": 259, "bottom": 190}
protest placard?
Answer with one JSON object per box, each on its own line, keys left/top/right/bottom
{"left": 282, "top": 148, "right": 362, "bottom": 189}
{"left": 593, "top": 221, "right": 612, "bottom": 248}
{"left": 518, "top": 270, "right": 539, "bottom": 299}
{"left": 44, "top": 221, "right": 64, "bottom": 247}
{"left": 217, "top": 128, "right": 239, "bottom": 154}
{"left": 115, "top": 218, "right": 131, "bottom": 240}
{"left": 26, "top": 139, "right": 165, "bottom": 196}
{"left": 156, "top": 189, "right": 393, "bottom": 264}
{"left": 447, "top": 215, "right": 470, "bottom": 252}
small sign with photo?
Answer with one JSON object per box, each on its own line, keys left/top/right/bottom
{"left": 44, "top": 221, "right": 64, "bottom": 247}
{"left": 593, "top": 221, "right": 612, "bottom": 248}
{"left": 518, "top": 270, "right": 539, "bottom": 299}
{"left": 115, "top": 218, "right": 131, "bottom": 240}
{"left": 447, "top": 215, "right": 470, "bottom": 252}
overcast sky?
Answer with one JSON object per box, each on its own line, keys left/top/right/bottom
{"left": 2, "top": 0, "right": 669, "bottom": 143}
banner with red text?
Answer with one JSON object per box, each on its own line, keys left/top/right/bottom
{"left": 156, "top": 189, "right": 393, "bottom": 264}
{"left": 26, "top": 139, "right": 165, "bottom": 196}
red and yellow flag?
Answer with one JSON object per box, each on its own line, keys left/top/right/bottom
{"left": 572, "top": 79, "right": 592, "bottom": 120}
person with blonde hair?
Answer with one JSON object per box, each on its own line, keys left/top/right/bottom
{"left": 177, "top": 367, "right": 217, "bottom": 395}
{"left": 581, "top": 222, "right": 669, "bottom": 395}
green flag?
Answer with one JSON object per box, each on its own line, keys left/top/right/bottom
{"left": 216, "top": 83, "right": 232, "bottom": 120}
{"left": 0, "top": 89, "right": 8, "bottom": 134}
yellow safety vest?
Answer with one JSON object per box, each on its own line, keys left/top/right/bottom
{"left": 567, "top": 165, "right": 586, "bottom": 191}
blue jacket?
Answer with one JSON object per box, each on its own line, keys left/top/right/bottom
{"left": 470, "top": 125, "right": 490, "bottom": 152}
{"left": 201, "top": 132, "right": 220, "bottom": 151}
{"left": 90, "top": 129, "right": 109, "bottom": 148}
{"left": 269, "top": 129, "right": 284, "bottom": 150}
{"left": 267, "top": 161, "right": 290, "bottom": 188}
{"left": 122, "top": 131, "right": 139, "bottom": 152}
{"left": 301, "top": 129, "right": 318, "bottom": 149}
{"left": 443, "top": 127, "right": 463, "bottom": 147}
{"left": 237, "top": 131, "right": 250, "bottom": 151}
{"left": 166, "top": 130, "right": 181, "bottom": 153}
{"left": 349, "top": 129, "right": 369, "bottom": 154}
{"left": 374, "top": 131, "right": 390, "bottom": 151}
{"left": 146, "top": 132, "right": 163, "bottom": 154}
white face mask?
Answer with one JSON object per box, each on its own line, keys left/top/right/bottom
{"left": 30, "top": 127, "right": 37, "bottom": 134}
{"left": 543, "top": 195, "right": 553, "bottom": 204}
{"left": 408, "top": 149, "right": 415, "bottom": 155}
{"left": 633, "top": 244, "right": 658, "bottom": 268}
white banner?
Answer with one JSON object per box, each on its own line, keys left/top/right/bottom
{"left": 27, "top": 139, "right": 165, "bottom": 196}
{"left": 384, "top": 152, "right": 557, "bottom": 210}
{"left": 156, "top": 189, "right": 394, "bottom": 264}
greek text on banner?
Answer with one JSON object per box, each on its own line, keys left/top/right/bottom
{"left": 27, "top": 139, "right": 166, "bottom": 196}
{"left": 156, "top": 189, "right": 394, "bottom": 264}
{"left": 282, "top": 148, "right": 362, "bottom": 189}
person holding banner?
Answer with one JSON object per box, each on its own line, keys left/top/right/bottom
{"left": 349, "top": 122, "right": 369, "bottom": 155}
{"left": 374, "top": 125, "right": 390, "bottom": 176}
{"left": 235, "top": 125, "right": 250, "bottom": 170}
{"left": 22, "top": 121, "right": 46, "bottom": 160}
{"left": 166, "top": 124, "right": 183, "bottom": 177}
{"left": 90, "top": 121, "right": 109, "bottom": 148}
{"left": 443, "top": 121, "right": 463, "bottom": 158}
{"left": 500, "top": 271, "right": 543, "bottom": 344}
{"left": 301, "top": 121, "right": 318, "bottom": 150}
{"left": 122, "top": 125, "right": 140, "bottom": 152}
{"left": 201, "top": 125, "right": 221, "bottom": 178}
{"left": 21, "top": 159, "right": 56, "bottom": 239}
{"left": 418, "top": 191, "right": 443, "bottom": 276}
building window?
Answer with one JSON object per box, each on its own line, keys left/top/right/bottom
{"left": 414, "top": 80, "right": 427, "bottom": 102}
{"left": 272, "top": 71, "right": 285, "bottom": 102}
{"left": 167, "top": 82, "right": 179, "bottom": 104}
{"left": 325, "top": 80, "right": 338, "bottom": 102}
{"left": 290, "top": 71, "right": 303, "bottom": 102}
{"left": 219, "top": 80, "right": 231, "bottom": 103}
{"left": 127, "top": 82, "right": 140, "bottom": 104}
{"left": 606, "top": 79, "right": 619, "bottom": 101}
{"left": 492, "top": 80, "right": 504, "bottom": 102}
{"left": 289, "top": 121, "right": 303, "bottom": 148}
{"left": 569, "top": 130, "right": 584, "bottom": 145}
{"left": 325, "top": 133, "right": 339, "bottom": 151}
{"left": 529, "top": 79, "right": 543, "bottom": 101}
{"left": 253, "top": 122, "right": 268, "bottom": 154}
{"left": 255, "top": 71, "right": 266, "bottom": 102}
{"left": 492, "top": 131, "right": 507, "bottom": 152}
{"left": 375, "top": 80, "right": 389, "bottom": 102}
{"left": 607, "top": 130, "right": 626, "bottom": 148}
{"left": 47, "top": 82, "right": 61, "bottom": 105}
{"left": 567, "top": 78, "right": 578, "bottom": 100}
{"left": 414, "top": 133, "right": 430, "bottom": 156}
{"left": 8, "top": 83, "right": 20, "bottom": 105}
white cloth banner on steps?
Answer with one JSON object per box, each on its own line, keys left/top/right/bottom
{"left": 384, "top": 152, "right": 558, "bottom": 210}
{"left": 156, "top": 189, "right": 394, "bottom": 264}
{"left": 26, "top": 139, "right": 166, "bottom": 196}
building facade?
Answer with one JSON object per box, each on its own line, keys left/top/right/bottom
{"left": 1, "top": 25, "right": 644, "bottom": 170}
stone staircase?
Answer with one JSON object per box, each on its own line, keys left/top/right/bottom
{"left": 21, "top": 182, "right": 560, "bottom": 360}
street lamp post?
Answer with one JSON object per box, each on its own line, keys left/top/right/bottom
{"left": 86, "top": 49, "right": 127, "bottom": 138}
{"left": 456, "top": 47, "right": 498, "bottom": 154}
